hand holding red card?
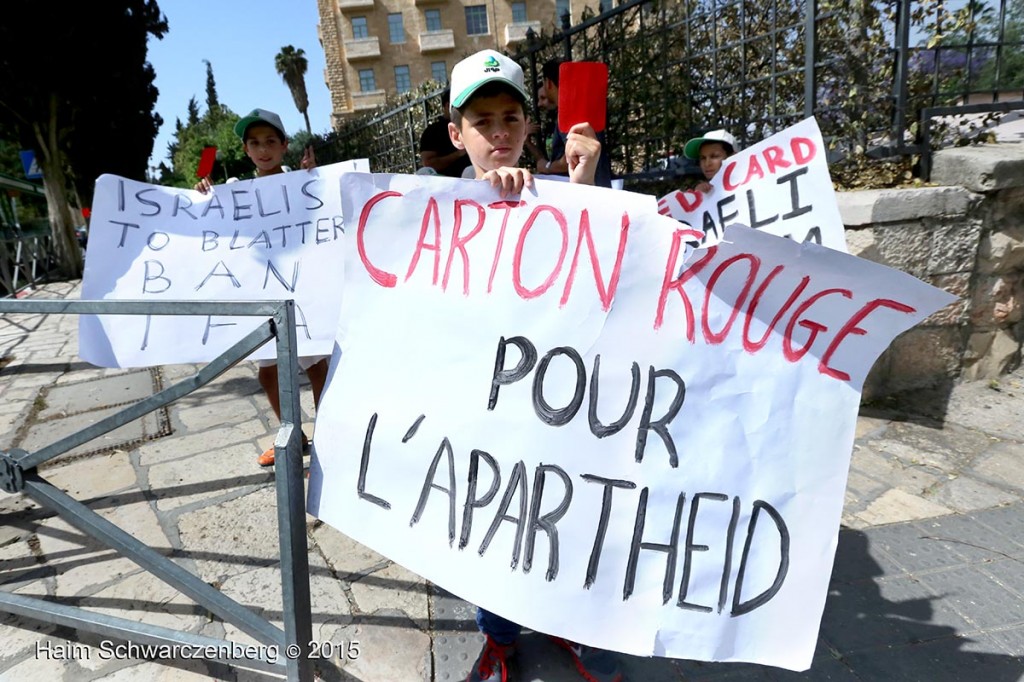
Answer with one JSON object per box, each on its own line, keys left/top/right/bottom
{"left": 557, "top": 62, "right": 608, "bottom": 133}
{"left": 197, "top": 146, "right": 217, "bottom": 179}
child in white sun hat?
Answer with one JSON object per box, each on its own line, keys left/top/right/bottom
{"left": 683, "top": 128, "right": 740, "bottom": 193}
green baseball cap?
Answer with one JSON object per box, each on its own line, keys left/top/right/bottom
{"left": 449, "top": 50, "right": 529, "bottom": 109}
{"left": 234, "top": 108, "right": 286, "bottom": 140}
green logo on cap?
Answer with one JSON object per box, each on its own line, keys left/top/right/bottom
{"left": 483, "top": 56, "right": 500, "bottom": 69}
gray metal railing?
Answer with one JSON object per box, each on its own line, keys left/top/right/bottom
{"left": 0, "top": 234, "right": 59, "bottom": 298}
{"left": 0, "top": 299, "right": 314, "bottom": 681}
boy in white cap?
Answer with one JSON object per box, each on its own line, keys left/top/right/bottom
{"left": 446, "top": 49, "right": 622, "bottom": 682}
{"left": 683, "top": 128, "right": 739, "bottom": 193}
{"left": 195, "top": 109, "right": 323, "bottom": 467}
{"left": 446, "top": 49, "right": 603, "bottom": 195}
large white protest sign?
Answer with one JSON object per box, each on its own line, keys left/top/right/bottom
{"left": 307, "top": 172, "right": 954, "bottom": 670}
{"left": 658, "top": 117, "right": 847, "bottom": 252}
{"left": 79, "top": 160, "right": 368, "bottom": 367}
{"left": 535, "top": 173, "right": 626, "bottom": 190}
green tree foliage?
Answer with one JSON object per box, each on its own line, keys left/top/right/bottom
{"left": 975, "top": 0, "right": 1024, "bottom": 90}
{"left": 0, "top": 140, "right": 47, "bottom": 226}
{"left": 187, "top": 98, "right": 201, "bottom": 126}
{"left": 276, "top": 46, "right": 313, "bottom": 135}
{"left": 170, "top": 117, "right": 246, "bottom": 188}
{"left": 162, "top": 64, "right": 246, "bottom": 188}
{"left": 0, "top": 140, "right": 29, "bottom": 184}
{"left": 0, "top": 1, "right": 167, "bottom": 276}
{"left": 163, "top": 62, "right": 310, "bottom": 187}
{"left": 203, "top": 59, "right": 221, "bottom": 112}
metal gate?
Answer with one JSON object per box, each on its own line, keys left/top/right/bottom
{"left": 0, "top": 298, "right": 315, "bottom": 680}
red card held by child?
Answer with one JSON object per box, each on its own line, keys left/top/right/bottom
{"left": 197, "top": 145, "right": 217, "bottom": 179}
{"left": 557, "top": 62, "right": 608, "bottom": 133}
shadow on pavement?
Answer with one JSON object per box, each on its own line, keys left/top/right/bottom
{"left": 616, "top": 526, "right": 1024, "bottom": 681}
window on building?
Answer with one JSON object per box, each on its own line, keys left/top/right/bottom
{"left": 395, "top": 65, "right": 412, "bottom": 94}
{"left": 352, "top": 16, "right": 369, "bottom": 39}
{"left": 511, "top": 2, "right": 527, "bottom": 23}
{"left": 425, "top": 8, "right": 442, "bottom": 31}
{"left": 359, "top": 68, "right": 376, "bottom": 92}
{"left": 465, "top": 5, "right": 488, "bottom": 35}
{"left": 388, "top": 12, "right": 405, "bottom": 43}
{"left": 431, "top": 61, "right": 448, "bottom": 83}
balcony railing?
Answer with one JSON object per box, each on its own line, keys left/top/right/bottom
{"left": 505, "top": 21, "right": 541, "bottom": 46}
{"left": 345, "top": 37, "right": 381, "bottom": 60}
{"left": 419, "top": 29, "right": 455, "bottom": 53}
{"left": 339, "top": 0, "right": 374, "bottom": 11}
{"left": 352, "top": 90, "right": 387, "bottom": 110}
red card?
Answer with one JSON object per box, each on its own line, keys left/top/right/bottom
{"left": 197, "top": 146, "right": 217, "bottom": 179}
{"left": 557, "top": 62, "right": 608, "bottom": 133}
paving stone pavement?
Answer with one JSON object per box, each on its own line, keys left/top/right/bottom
{"left": 1, "top": 280, "right": 1022, "bottom": 682}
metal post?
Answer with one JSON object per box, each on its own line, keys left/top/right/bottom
{"left": 273, "top": 300, "right": 314, "bottom": 682}
{"left": 407, "top": 107, "right": 417, "bottom": 173}
{"left": 804, "top": 0, "right": 818, "bottom": 119}
{"left": 562, "top": 11, "right": 573, "bottom": 61}
{"left": 527, "top": 30, "right": 541, "bottom": 132}
{"left": 13, "top": 241, "right": 23, "bottom": 292}
{"left": 919, "top": 108, "right": 933, "bottom": 180}
{"left": 892, "top": 0, "right": 912, "bottom": 148}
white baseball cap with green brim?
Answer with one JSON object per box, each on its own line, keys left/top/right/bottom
{"left": 234, "top": 109, "right": 287, "bottom": 140}
{"left": 449, "top": 50, "right": 529, "bottom": 109}
{"left": 683, "top": 129, "right": 739, "bottom": 159}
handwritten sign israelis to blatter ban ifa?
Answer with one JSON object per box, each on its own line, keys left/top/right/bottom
{"left": 305, "top": 164, "right": 955, "bottom": 670}
{"left": 658, "top": 117, "right": 847, "bottom": 253}
{"left": 77, "top": 159, "right": 369, "bottom": 367}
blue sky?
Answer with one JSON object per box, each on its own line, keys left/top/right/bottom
{"left": 146, "top": 0, "right": 333, "bottom": 169}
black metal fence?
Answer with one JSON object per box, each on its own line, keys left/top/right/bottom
{"left": 0, "top": 233, "right": 59, "bottom": 298}
{"left": 324, "top": 0, "right": 1024, "bottom": 191}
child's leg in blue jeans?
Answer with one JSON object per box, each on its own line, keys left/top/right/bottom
{"left": 476, "top": 607, "right": 521, "bottom": 645}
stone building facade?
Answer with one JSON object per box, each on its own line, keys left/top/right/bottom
{"left": 838, "top": 143, "right": 1024, "bottom": 399}
{"left": 316, "top": 0, "right": 613, "bottom": 126}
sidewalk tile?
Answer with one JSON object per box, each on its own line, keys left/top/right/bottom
{"left": 912, "top": 513, "right": 1024, "bottom": 563}
{"left": 766, "top": 656, "right": 859, "bottom": 680}
{"left": 981, "top": 559, "right": 1024, "bottom": 600}
{"left": 830, "top": 528, "right": 906, "bottom": 583}
{"left": 985, "top": 625, "right": 1024, "bottom": 657}
{"left": 969, "top": 506, "right": 1024, "bottom": 553}
{"left": 819, "top": 574, "right": 970, "bottom": 652}
{"left": 842, "top": 637, "right": 1024, "bottom": 681}
{"left": 862, "top": 522, "right": 972, "bottom": 573}
{"left": 915, "top": 565, "right": 1024, "bottom": 629}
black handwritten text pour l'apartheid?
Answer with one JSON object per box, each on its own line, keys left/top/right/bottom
{"left": 355, "top": 333, "right": 790, "bottom": 618}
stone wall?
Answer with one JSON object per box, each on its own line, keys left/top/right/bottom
{"left": 837, "top": 143, "right": 1024, "bottom": 398}
{"left": 317, "top": 0, "right": 351, "bottom": 127}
